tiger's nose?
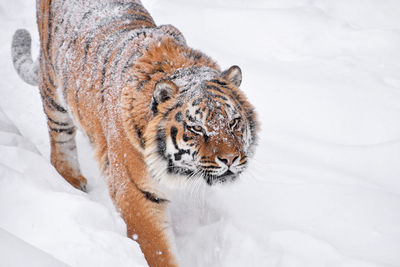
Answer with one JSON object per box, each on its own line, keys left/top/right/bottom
{"left": 217, "top": 154, "right": 239, "bottom": 167}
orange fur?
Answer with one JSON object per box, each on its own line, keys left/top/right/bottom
{"left": 12, "top": 1, "right": 258, "bottom": 266}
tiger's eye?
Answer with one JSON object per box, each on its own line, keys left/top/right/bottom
{"left": 193, "top": 125, "right": 203, "bottom": 132}
{"left": 230, "top": 118, "right": 241, "bottom": 130}
{"left": 188, "top": 125, "right": 203, "bottom": 135}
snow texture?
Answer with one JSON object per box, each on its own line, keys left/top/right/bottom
{"left": 0, "top": 227, "right": 68, "bottom": 267}
{"left": 1, "top": 0, "right": 400, "bottom": 266}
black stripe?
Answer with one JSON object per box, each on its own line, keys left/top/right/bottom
{"left": 49, "top": 126, "right": 75, "bottom": 134}
{"left": 202, "top": 166, "right": 221, "bottom": 169}
{"left": 39, "top": 91, "right": 55, "bottom": 112}
{"left": 133, "top": 121, "right": 145, "bottom": 148}
{"left": 77, "top": 13, "right": 153, "bottom": 50}
{"left": 44, "top": 69, "right": 57, "bottom": 91}
{"left": 136, "top": 79, "right": 149, "bottom": 91}
{"left": 109, "top": 29, "right": 142, "bottom": 81}
{"left": 185, "top": 110, "right": 196, "bottom": 122}
{"left": 175, "top": 111, "right": 183, "bottom": 122}
{"left": 182, "top": 134, "right": 192, "bottom": 142}
{"left": 206, "top": 83, "right": 245, "bottom": 111}
{"left": 41, "top": 89, "right": 67, "bottom": 113}
{"left": 82, "top": 27, "right": 135, "bottom": 72}
{"left": 120, "top": 25, "right": 165, "bottom": 74}
{"left": 156, "top": 128, "right": 167, "bottom": 157}
{"left": 42, "top": 0, "right": 56, "bottom": 72}
{"left": 129, "top": 176, "right": 168, "bottom": 204}
{"left": 46, "top": 1, "right": 53, "bottom": 63}
{"left": 54, "top": 7, "right": 75, "bottom": 68}
{"left": 170, "top": 126, "right": 179, "bottom": 150}
{"left": 40, "top": 55, "right": 57, "bottom": 90}
{"left": 161, "top": 102, "right": 183, "bottom": 120}
{"left": 63, "top": 1, "right": 153, "bottom": 68}
{"left": 81, "top": 2, "right": 148, "bottom": 23}
{"left": 122, "top": 155, "right": 168, "bottom": 204}
{"left": 73, "top": 2, "right": 151, "bottom": 44}
{"left": 208, "top": 79, "right": 228, "bottom": 87}
{"left": 200, "top": 160, "right": 215, "bottom": 164}
{"left": 122, "top": 53, "right": 138, "bottom": 75}
{"left": 47, "top": 116, "right": 70, "bottom": 126}
{"left": 203, "top": 133, "right": 209, "bottom": 143}
{"left": 46, "top": 94, "right": 67, "bottom": 113}
{"left": 51, "top": 0, "right": 68, "bottom": 43}
{"left": 192, "top": 97, "right": 203, "bottom": 106}
{"left": 151, "top": 98, "right": 159, "bottom": 115}
{"left": 213, "top": 94, "right": 228, "bottom": 101}
{"left": 205, "top": 84, "right": 230, "bottom": 96}
{"left": 139, "top": 189, "right": 168, "bottom": 204}
{"left": 171, "top": 126, "right": 190, "bottom": 161}
{"left": 98, "top": 29, "right": 137, "bottom": 100}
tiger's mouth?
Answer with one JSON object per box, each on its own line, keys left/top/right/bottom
{"left": 204, "top": 170, "right": 238, "bottom": 185}
{"left": 167, "top": 163, "right": 239, "bottom": 186}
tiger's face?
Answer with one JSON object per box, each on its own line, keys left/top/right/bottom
{"left": 145, "top": 66, "right": 257, "bottom": 187}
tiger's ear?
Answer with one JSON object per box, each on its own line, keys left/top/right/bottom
{"left": 152, "top": 80, "right": 178, "bottom": 114}
{"left": 222, "top": 65, "right": 242, "bottom": 87}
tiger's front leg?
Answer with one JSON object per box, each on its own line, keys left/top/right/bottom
{"left": 115, "top": 179, "right": 178, "bottom": 267}
{"left": 105, "top": 132, "right": 178, "bottom": 267}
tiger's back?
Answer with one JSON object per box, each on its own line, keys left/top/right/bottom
{"left": 12, "top": 1, "right": 258, "bottom": 266}
{"left": 42, "top": 0, "right": 157, "bottom": 145}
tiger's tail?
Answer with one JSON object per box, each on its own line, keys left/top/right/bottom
{"left": 11, "top": 29, "right": 39, "bottom": 86}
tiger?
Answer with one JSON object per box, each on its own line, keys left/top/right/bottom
{"left": 11, "top": 0, "right": 258, "bottom": 266}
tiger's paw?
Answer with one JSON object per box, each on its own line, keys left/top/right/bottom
{"left": 64, "top": 174, "right": 88, "bottom": 192}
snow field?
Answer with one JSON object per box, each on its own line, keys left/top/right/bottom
{"left": 0, "top": 0, "right": 400, "bottom": 266}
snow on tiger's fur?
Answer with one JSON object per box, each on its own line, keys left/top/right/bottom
{"left": 11, "top": 0, "right": 258, "bottom": 266}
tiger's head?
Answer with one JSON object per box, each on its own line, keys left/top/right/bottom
{"left": 144, "top": 65, "right": 257, "bottom": 187}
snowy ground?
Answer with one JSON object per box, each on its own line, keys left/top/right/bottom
{"left": 1, "top": 0, "right": 400, "bottom": 266}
